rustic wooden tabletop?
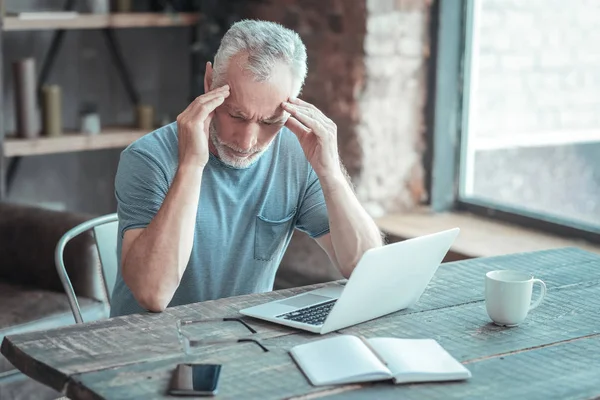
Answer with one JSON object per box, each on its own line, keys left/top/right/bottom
{"left": 2, "top": 247, "right": 599, "bottom": 399}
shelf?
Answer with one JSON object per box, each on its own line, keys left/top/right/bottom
{"left": 4, "top": 128, "right": 147, "bottom": 157}
{"left": 3, "top": 12, "right": 201, "bottom": 31}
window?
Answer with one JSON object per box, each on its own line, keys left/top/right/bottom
{"left": 432, "top": 0, "right": 600, "bottom": 238}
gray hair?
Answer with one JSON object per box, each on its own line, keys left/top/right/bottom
{"left": 212, "top": 20, "right": 307, "bottom": 96}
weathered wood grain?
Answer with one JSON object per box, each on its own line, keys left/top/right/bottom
{"left": 2, "top": 248, "right": 599, "bottom": 399}
{"left": 413, "top": 246, "right": 600, "bottom": 314}
{"left": 1, "top": 283, "right": 341, "bottom": 392}
{"left": 67, "top": 283, "right": 600, "bottom": 399}
{"left": 319, "top": 335, "right": 600, "bottom": 400}
{"left": 340, "top": 283, "right": 600, "bottom": 361}
{"left": 67, "top": 333, "right": 332, "bottom": 400}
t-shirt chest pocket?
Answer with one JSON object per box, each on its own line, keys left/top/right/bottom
{"left": 254, "top": 207, "right": 297, "bottom": 261}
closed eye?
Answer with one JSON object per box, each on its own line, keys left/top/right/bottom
{"left": 262, "top": 119, "right": 284, "bottom": 126}
{"left": 229, "top": 114, "right": 246, "bottom": 121}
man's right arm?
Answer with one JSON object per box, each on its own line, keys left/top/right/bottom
{"left": 120, "top": 164, "right": 204, "bottom": 312}
{"left": 119, "top": 82, "right": 230, "bottom": 312}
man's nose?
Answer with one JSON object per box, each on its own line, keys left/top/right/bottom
{"left": 236, "top": 123, "right": 259, "bottom": 151}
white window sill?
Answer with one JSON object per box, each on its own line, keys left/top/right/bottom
{"left": 375, "top": 207, "right": 600, "bottom": 259}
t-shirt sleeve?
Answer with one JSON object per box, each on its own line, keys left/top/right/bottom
{"left": 115, "top": 149, "right": 169, "bottom": 238}
{"left": 295, "top": 167, "right": 330, "bottom": 238}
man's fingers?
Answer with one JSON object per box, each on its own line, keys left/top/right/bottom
{"left": 183, "top": 85, "right": 229, "bottom": 119}
{"left": 177, "top": 85, "right": 229, "bottom": 138}
{"left": 197, "top": 85, "right": 230, "bottom": 105}
{"left": 285, "top": 99, "right": 315, "bottom": 116}
{"left": 182, "top": 94, "right": 227, "bottom": 127}
{"left": 282, "top": 103, "right": 324, "bottom": 135}
{"left": 283, "top": 101, "right": 331, "bottom": 128}
{"left": 289, "top": 97, "right": 316, "bottom": 110}
{"left": 288, "top": 98, "right": 336, "bottom": 130}
{"left": 285, "top": 116, "right": 311, "bottom": 139}
{"left": 195, "top": 94, "right": 228, "bottom": 121}
{"left": 186, "top": 85, "right": 229, "bottom": 113}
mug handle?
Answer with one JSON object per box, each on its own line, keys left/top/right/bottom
{"left": 529, "top": 279, "right": 547, "bottom": 311}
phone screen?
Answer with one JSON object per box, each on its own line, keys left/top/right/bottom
{"left": 169, "top": 363, "right": 222, "bottom": 396}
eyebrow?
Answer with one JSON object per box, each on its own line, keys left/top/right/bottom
{"left": 226, "top": 104, "right": 285, "bottom": 123}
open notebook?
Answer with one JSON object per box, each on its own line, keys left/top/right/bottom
{"left": 290, "top": 335, "right": 471, "bottom": 386}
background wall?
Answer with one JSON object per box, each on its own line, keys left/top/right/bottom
{"left": 2, "top": 0, "right": 433, "bottom": 287}
{"left": 357, "top": 0, "right": 430, "bottom": 216}
{"left": 3, "top": 0, "right": 190, "bottom": 214}
{"left": 244, "top": 0, "right": 432, "bottom": 286}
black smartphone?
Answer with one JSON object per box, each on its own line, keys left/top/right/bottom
{"left": 168, "top": 363, "right": 222, "bottom": 396}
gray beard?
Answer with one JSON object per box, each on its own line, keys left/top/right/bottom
{"left": 208, "top": 121, "right": 272, "bottom": 169}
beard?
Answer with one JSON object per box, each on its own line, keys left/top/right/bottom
{"left": 209, "top": 120, "right": 272, "bottom": 169}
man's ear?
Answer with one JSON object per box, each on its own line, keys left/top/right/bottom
{"left": 204, "top": 61, "right": 213, "bottom": 93}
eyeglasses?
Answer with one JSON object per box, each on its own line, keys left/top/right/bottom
{"left": 176, "top": 317, "right": 269, "bottom": 354}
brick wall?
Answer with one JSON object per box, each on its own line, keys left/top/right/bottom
{"left": 245, "top": 0, "right": 368, "bottom": 177}
{"left": 357, "top": 0, "right": 430, "bottom": 215}
{"left": 475, "top": 0, "right": 600, "bottom": 136}
{"left": 245, "top": 0, "right": 432, "bottom": 286}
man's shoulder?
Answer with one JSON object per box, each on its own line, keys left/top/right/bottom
{"left": 263, "top": 126, "right": 315, "bottom": 188}
{"left": 122, "top": 122, "right": 178, "bottom": 167}
{"left": 276, "top": 126, "right": 306, "bottom": 160}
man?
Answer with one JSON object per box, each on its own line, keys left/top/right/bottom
{"left": 110, "top": 20, "right": 382, "bottom": 317}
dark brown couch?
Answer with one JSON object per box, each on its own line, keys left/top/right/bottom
{"left": 0, "top": 203, "right": 110, "bottom": 400}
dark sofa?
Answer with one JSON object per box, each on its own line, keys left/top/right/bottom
{"left": 0, "top": 203, "right": 110, "bottom": 399}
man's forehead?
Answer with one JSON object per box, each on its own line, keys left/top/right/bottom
{"left": 224, "top": 101, "right": 286, "bottom": 120}
{"left": 221, "top": 56, "right": 293, "bottom": 120}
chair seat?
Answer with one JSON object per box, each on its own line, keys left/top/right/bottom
{"left": 0, "top": 282, "right": 108, "bottom": 374}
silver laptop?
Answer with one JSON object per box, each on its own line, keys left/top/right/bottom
{"left": 240, "top": 228, "right": 459, "bottom": 334}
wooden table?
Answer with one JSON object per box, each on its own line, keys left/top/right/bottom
{"left": 3, "top": 248, "right": 600, "bottom": 399}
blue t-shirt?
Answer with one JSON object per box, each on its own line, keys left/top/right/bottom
{"left": 110, "top": 122, "right": 330, "bottom": 317}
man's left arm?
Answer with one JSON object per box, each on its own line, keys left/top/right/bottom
{"left": 282, "top": 98, "right": 383, "bottom": 277}
{"left": 315, "top": 174, "right": 383, "bottom": 277}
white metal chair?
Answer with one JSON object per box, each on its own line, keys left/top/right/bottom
{"left": 55, "top": 213, "right": 119, "bottom": 324}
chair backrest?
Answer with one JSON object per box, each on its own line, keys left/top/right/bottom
{"left": 93, "top": 219, "right": 119, "bottom": 301}
{"left": 55, "top": 213, "right": 119, "bottom": 324}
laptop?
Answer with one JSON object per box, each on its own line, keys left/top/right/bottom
{"left": 240, "top": 228, "right": 459, "bottom": 334}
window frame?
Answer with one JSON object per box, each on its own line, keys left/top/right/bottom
{"left": 428, "top": 0, "right": 600, "bottom": 244}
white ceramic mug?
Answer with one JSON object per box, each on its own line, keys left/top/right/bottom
{"left": 485, "top": 270, "right": 547, "bottom": 327}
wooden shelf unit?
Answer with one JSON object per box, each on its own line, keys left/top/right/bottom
{"left": 3, "top": 12, "right": 201, "bottom": 31}
{"left": 0, "top": 10, "right": 202, "bottom": 197}
{"left": 4, "top": 128, "right": 147, "bottom": 157}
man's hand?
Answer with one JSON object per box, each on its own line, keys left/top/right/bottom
{"left": 283, "top": 97, "right": 382, "bottom": 278}
{"left": 176, "top": 85, "right": 230, "bottom": 168}
{"left": 283, "top": 98, "right": 341, "bottom": 180}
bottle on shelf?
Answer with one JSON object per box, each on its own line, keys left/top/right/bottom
{"left": 42, "top": 84, "right": 63, "bottom": 137}
{"left": 13, "top": 58, "right": 40, "bottom": 139}
{"left": 136, "top": 104, "right": 155, "bottom": 131}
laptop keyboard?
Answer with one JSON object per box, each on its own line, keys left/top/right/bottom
{"left": 277, "top": 299, "right": 337, "bottom": 326}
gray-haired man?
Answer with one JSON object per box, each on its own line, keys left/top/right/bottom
{"left": 110, "top": 20, "right": 382, "bottom": 317}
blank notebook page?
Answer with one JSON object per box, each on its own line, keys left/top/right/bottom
{"left": 367, "top": 338, "right": 469, "bottom": 377}
{"left": 290, "top": 335, "right": 390, "bottom": 385}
